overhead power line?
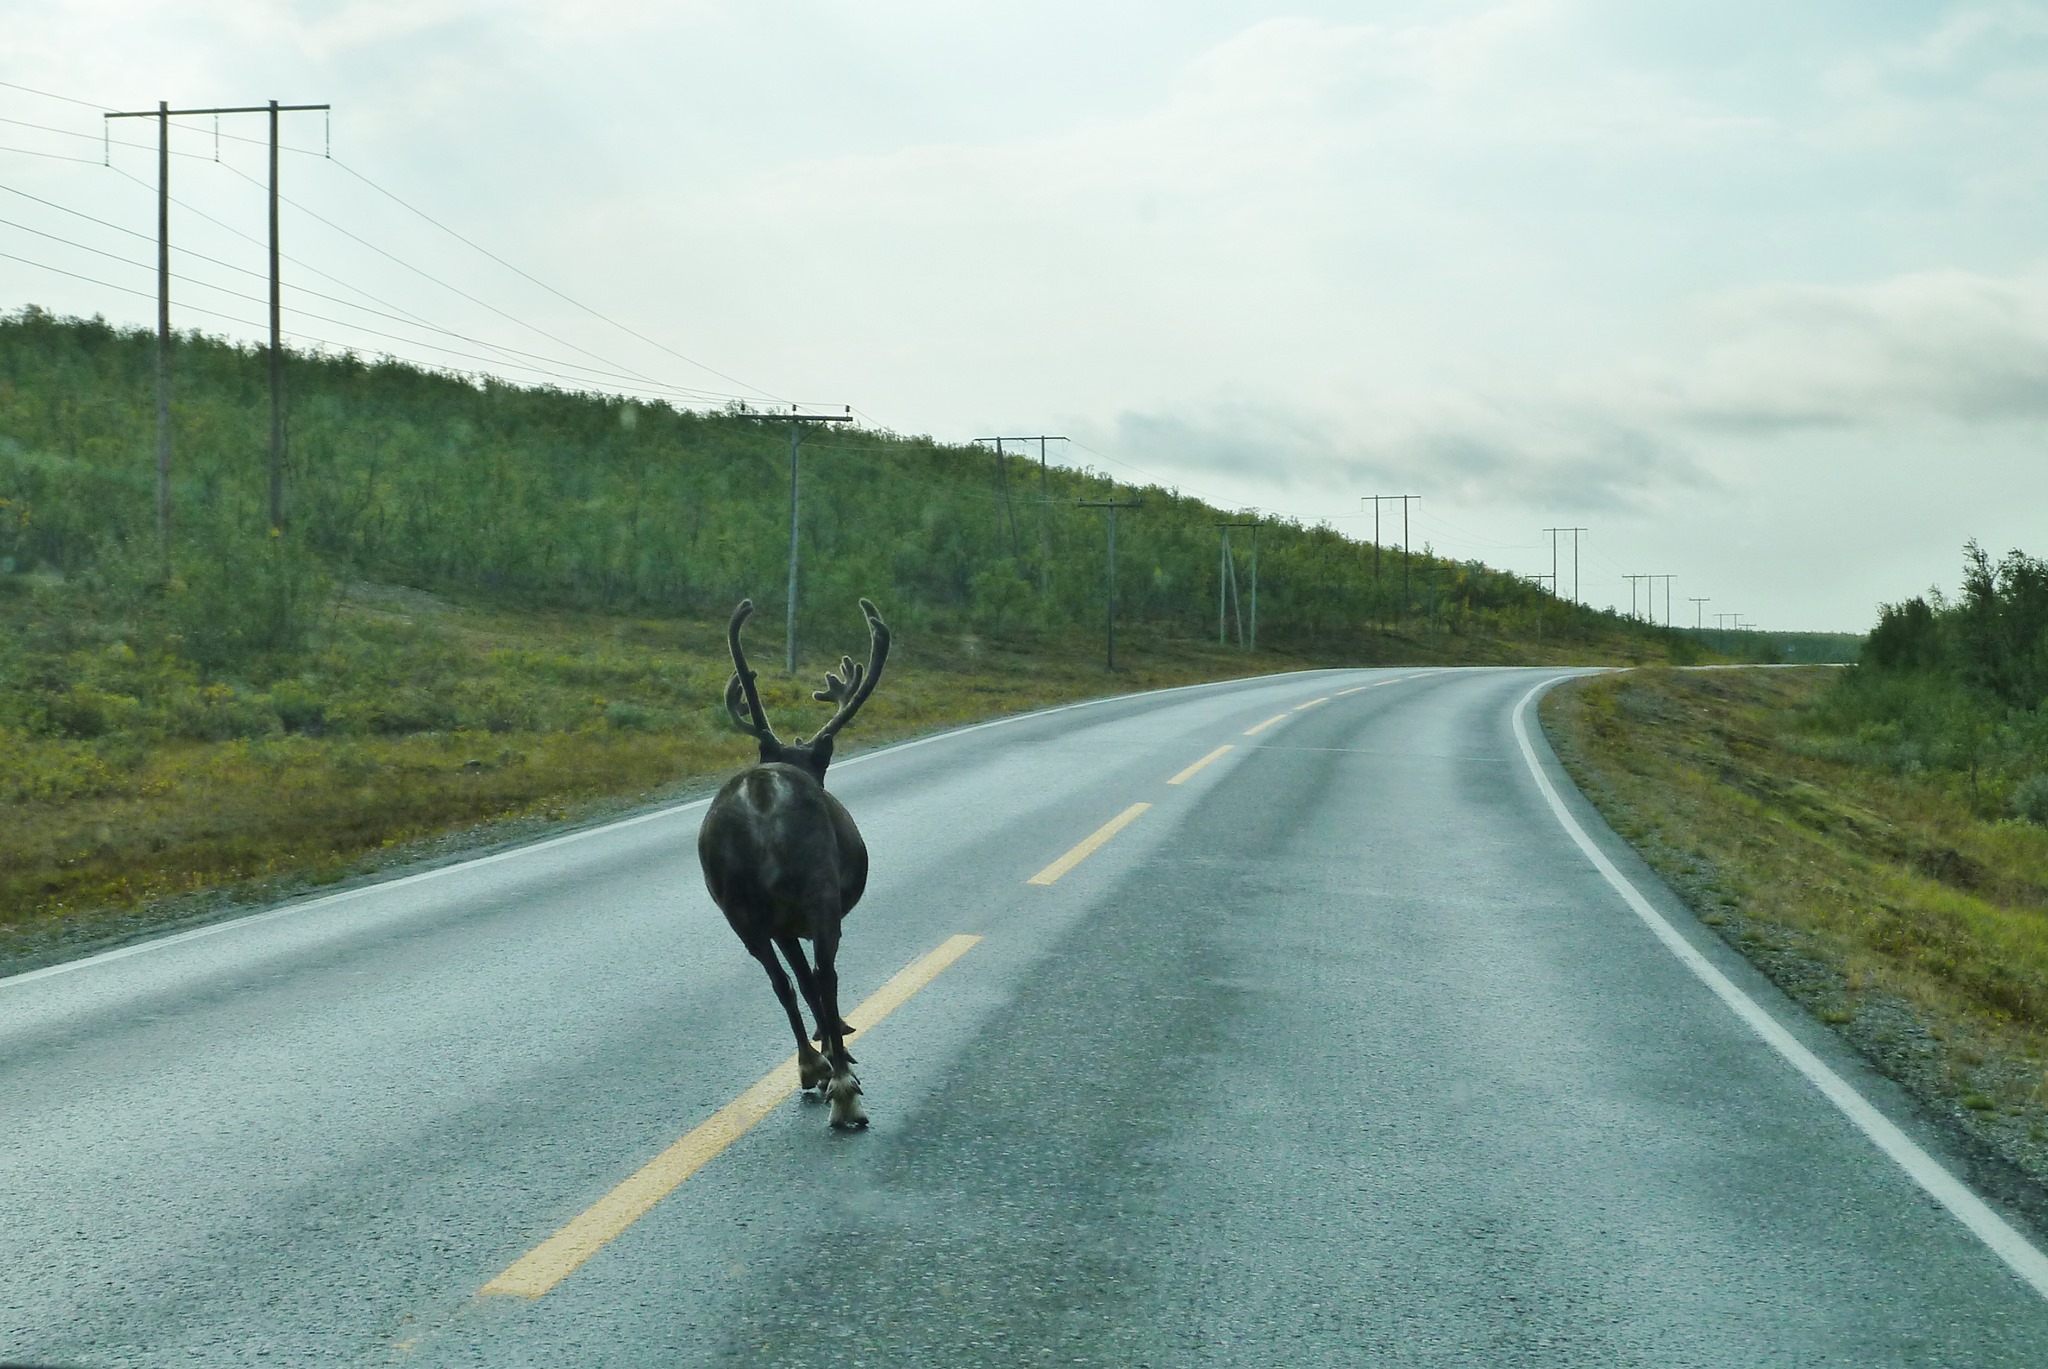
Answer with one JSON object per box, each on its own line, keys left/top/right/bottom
{"left": 0, "top": 112, "right": 315, "bottom": 163}
{"left": 0, "top": 245, "right": 711, "bottom": 405}
{"left": 0, "top": 248, "right": 266, "bottom": 333}
{"left": 326, "top": 156, "right": 785, "bottom": 404}
{"left": 72, "top": 165, "right": 739, "bottom": 405}
{"left": 0, "top": 78, "right": 109, "bottom": 111}
{"left": 8, "top": 74, "right": 794, "bottom": 413}
{"left": 0, "top": 143, "right": 103, "bottom": 167}
{"left": 1, "top": 181, "right": 154, "bottom": 241}
{"left": 207, "top": 158, "right": 688, "bottom": 398}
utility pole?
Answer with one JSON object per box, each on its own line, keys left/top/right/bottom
{"left": 1689, "top": 597, "right": 1709, "bottom": 629}
{"left": 977, "top": 435, "right": 1066, "bottom": 590}
{"left": 735, "top": 406, "right": 854, "bottom": 674}
{"left": 1651, "top": 574, "right": 1676, "bottom": 628}
{"left": 971, "top": 436, "right": 1024, "bottom": 562}
{"left": 1716, "top": 612, "right": 1738, "bottom": 631}
{"left": 1545, "top": 526, "right": 1588, "bottom": 604}
{"left": 1216, "top": 524, "right": 1240, "bottom": 646}
{"left": 1217, "top": 520, "right": 1260, "bottom": 649}
{"left": 1624, "top": 574, "right": 1650, "bottom": 621}
{"left": 1079, "top": 497, "right": 1142, "bottom": 670}
{"left": 107, "top": 98, "right": 329, "bottom": 538}
{"left": 1364, "top": 495, "right": 1419, "bottom": 602}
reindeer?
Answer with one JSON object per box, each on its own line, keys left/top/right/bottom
{"left": 697, "top": 596, "right": 890, "bottom": 1130}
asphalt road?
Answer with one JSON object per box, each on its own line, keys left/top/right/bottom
{"left": 7, "top": 666, "right": 2048, "bottom": 1367}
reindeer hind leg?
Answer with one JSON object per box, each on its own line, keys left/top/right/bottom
{"left": 808, "top": 928, "right": 868, "bottom": 1130}
{"left": 776, "top": 933, "right": 855, "bottom": 1065}
{"left": 747, "top": 938, "right": 830, "bottom": 1093}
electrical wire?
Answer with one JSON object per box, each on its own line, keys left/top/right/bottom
{"left": 93, "top": 162, "right": 742, "bottom": 403}
{"left": 325, "top": 156, "right": 785, "bottom": 403}
{"left": 0, "top": 79, "right": 108, "bottom": 111}
{"left": 9, "top": 75, "right": 793, "bottom": 408}
{"left": 1062, "top": 436, "right": 1248, "bottom": 512}
{"left": 0, "top": 81, "right": 323, "bottom": 154}
{"left": 0, "top": 182, "right": 153, "bottom": 242}
{"left": 0, "top": 249, "right": 265, "bottom": 332}
{"left": 80, "top": 165, "right": 670, "bottom": 396}
{"left": 0, "top": 113, "right": 241, "bottom": 163}
{"left": 0, "top": 244, "right": 674, "bottom": 402}
{"left": 0, "top": 143, "right": 103, "bottom": 167}
{"left": 206, "top": 158, "right": 750, "bottom": 404}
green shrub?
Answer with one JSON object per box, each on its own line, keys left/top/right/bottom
{"left": 267, "top": 679, "right": 327, "bottom": 734}
{"left": 167, "top": 529, "right": 331, "bottom": 672}
{"left": 47, "top": 685, "right": 141, "bottom": 739}
{"left": 603, "top": 700, "right": 660, "bottom": 732}
{"left": 2014, "top": 775, "right": 2048, "bottom": 827}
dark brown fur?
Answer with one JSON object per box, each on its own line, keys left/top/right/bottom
{"left": 696, "top": 598, "right": 889, "bottom": 1127}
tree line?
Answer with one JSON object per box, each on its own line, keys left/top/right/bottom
{"left": 0, "top": 306, "right": 1651, "bottom": 672}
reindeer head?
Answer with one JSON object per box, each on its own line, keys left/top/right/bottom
{"left": 722, "top": 597, "right": 891, "bottom": 782}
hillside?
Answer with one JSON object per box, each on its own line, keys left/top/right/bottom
{"left": 1, "top": 305, "right": 1697, "bottom": 654}
{"left": 2, "top": 305, "right": 1724, "bottom": 964}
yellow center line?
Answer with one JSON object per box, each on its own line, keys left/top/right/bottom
{"left": 479, "top": 933, "right": 982, "bottom": 1300}
{"left": 1243, "top": 713, "right": 1289, "bottom": 735}
{"left": 1336, "top": 674, "right": 1422, "bottom": 697}
{"left": 1293, "top": 696, "right": 1330, "bottom": 711}
{"left": 1166, "top": 744, "right": 1233, "bottom": 786}
{"left": 1027, "top": 802, "right": 1151, "bottom": 885}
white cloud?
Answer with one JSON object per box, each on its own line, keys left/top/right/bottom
{"left": 1632, "top": 266, "right": 2048, "bottom": 431}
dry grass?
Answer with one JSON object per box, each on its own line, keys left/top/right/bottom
{"left": 1541, "top": 667, "right": 2048, "bottom": 1176}
{"left": 0, "top": 593, "right": 1336, "bottom": 965}
{"left": 0, "top": 574, "right": 1705, "bottom": 970}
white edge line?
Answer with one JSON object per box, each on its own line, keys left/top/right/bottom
{"left": 1511, "top": 675, "right": 2048, "bottom": 1301}
{"left": 4, "top": 664, "right": 1410, "bottom": 990}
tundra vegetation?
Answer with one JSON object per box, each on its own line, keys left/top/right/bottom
{"left": 1543, "top": 543, "right": 2048, "bottom": 1193}
{"left": 0, "top": 306, "right": 1826, "bottom": 965}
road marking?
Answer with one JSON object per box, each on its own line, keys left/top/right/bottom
{"left": 480, "top": 933, "right": 982, "bottom": 1300}
{"left": 1511, "top": 677, "right": 2048, "bottom": 1302}
{"left": 1335, "top": 674, "right": 1415, "bottom": 696}
{"left": 1292, "top": 697, "right": 1330, "bottom": 711}
{"left": 1166, "top": 745, "right": 1234, "bottom": 786}
{"left": 1243, "top": 713, "right": 1289, "bottom": 736}
{"left": 1027, "top": 803, "right": 1151, "bottom": 885}
{"left": 2, "top": 672, "right": 1315, "bottom": 991}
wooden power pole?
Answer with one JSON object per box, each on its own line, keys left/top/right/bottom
{"left": 105, "top": 98, "right": 330, "bottom": 545}
{"left": 1079, "top": 496, "right": 1142, "bottom": 670}
{"left": 734, "top": 406, "right": 854, "bottom": 673}
{"left": 977, "top": 435, "right": 1067, "bottom": 593}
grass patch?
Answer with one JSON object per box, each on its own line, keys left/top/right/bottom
{"left": 1541, "top": 666, "right": 2048, "bottom": 1191}
{"left": 4, "top": 579, "right": 1654, "bottom": 970}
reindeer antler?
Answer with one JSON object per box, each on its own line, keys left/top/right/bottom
{"left": 722, "top": 599, "right": 781, "bottom": 745}
{"left": 810, "top": 598, "right": 890, "bottom": 744}
{"left": 813, "top": 655, "right": 864, "bottom": 706}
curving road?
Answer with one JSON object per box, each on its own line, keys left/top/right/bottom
{"left": 6, "top": 667, "right": 2048, "bottom": 1366}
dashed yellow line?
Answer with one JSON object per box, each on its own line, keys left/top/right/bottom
{"left": 1027, "top": 803, "right": 1152, "bottom": 885}
{"left": 1336, "top": 673, "right": 1426, "bottom": 697}
{"left": 1166, "top": 745, "right": 1233, "bottom": 786}
{"left": 1243, "top": 713, "right": 1289, "bottom": 736}
{"left": 479, "top": 933, "right": 982, "bottom": 1300}
{"left": 1293, "top": 696, "right": 1330, "bottom": 711}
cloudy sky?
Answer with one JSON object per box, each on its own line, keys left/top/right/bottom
{"left": 4, "top": 1, "right": 2046, "bottom": 630}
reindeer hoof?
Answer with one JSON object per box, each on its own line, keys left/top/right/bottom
{"left": 825, "top": 1070, "right": 867, "bottom": 1130}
